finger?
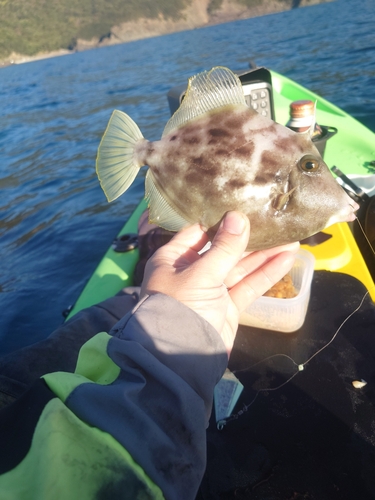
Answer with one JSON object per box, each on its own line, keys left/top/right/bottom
{"left": 229, "top": 251, "right": 296, "bottom": 312}
{"left": 163, "top": 223, "right": 210, "bottom": 254}
{"left": 197, "top": 211, "right": 250, "bottom": 282}
{"left": 225, "top": 241, "right": 300, "bottom": 288}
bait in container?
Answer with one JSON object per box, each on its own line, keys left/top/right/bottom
{"left": 239, "top": 249, "right": 315, "bottom": 333}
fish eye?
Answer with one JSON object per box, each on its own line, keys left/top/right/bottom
{"left": 298, "top": 155, "right": 321, "bottom": 173}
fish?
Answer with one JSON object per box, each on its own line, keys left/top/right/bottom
{"left": 96, "top": 66, "right": 358, "bottom": 251}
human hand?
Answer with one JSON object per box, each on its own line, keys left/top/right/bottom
{"left": 140, "top": 211, "right": 299, "bottom": 356}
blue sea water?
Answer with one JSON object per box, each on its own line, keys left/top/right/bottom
{"left": 0, "top": 0, "right": 374, "bottom": 353}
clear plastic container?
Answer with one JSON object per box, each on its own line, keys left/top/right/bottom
{"left": 239, "top": 249, "right": 315, "bottom": 333}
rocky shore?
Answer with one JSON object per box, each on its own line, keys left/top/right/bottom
{"left": 1, "top": 0, "right": 331, "bottom": 67}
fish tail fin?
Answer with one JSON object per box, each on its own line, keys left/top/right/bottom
{"left": 96, "top": 110, "right": 144, "bottom": 202}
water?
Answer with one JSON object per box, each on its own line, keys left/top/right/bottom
{"left": 0, "top": 0, "right": 374, "bottom": 354}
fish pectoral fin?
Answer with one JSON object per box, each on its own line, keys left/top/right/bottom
{"left": 145, "top": 170, "right": 190, "bottom": 231}
{"left": 272, "top": 186, "right": 297, "bottom": 211}
{"left": 96, "top": 110, "right": 144, "bottom": 202}
{"left": 162, "top": 67, "right": 246, "bottom": 137}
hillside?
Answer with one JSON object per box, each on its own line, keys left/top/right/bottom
{"left": 0, "top": 0, "right": 331, "bottom": 66}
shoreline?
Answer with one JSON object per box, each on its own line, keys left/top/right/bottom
{"left": 0, "top": 0, "right": 331, "bottom": 68}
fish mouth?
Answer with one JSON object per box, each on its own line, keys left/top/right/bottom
{"left": 347, "top": 199, "right": 360, "bottom": 220}
{"left": 326, "top": 199, "right": 360, "bottom": 227}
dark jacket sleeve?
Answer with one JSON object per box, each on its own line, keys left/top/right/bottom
{"left": 61, "top": 293, "right": 228, "bottom": 499}
{"left": 0, "top": 288, "right": 140, "bottom": 407}
{"left": 0, "top": 293, "right": 228, "bottom": 500}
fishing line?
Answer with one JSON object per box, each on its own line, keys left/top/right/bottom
{"left": 218, "top": 254, "right": 374, "bottom": 430}
{"left": 354, "top": 214, "right": 375, "bottom": 256}
{"left": 217, "top": 213, "right": 375, "bottom": 429}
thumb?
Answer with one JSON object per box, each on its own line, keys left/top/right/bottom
{"left": 200, "top": 211, "right": 250, "bottom": 282}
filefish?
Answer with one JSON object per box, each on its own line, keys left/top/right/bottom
{"left": 96, "top": 66, "right": 358, "bottom": 251}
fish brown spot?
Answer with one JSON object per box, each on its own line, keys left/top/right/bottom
{"left": 185, "top": 171, "right": 199, "bottom": 186}
{"left": 224, "top": 115, "right": 246, "bottom": 130}
{"left": 186, "top": 152, "right": 221, "bottom": 172}
{"left": 183, "top": 136, "right": 200, "bottom": 145}
{"left": 232, "top": 140, "right": 255, "bottom": 159}
{"left": 222, "top": 107, "right": 249, "bottom": 125}
{"left": 208, "top": 127, "right": 232, "bottom": 146}
{"left": 264, "top": 123, "right": 278, "bottom": 135}
{"left": 274, "top": 138, "right": 291, "bottom": 152}
{"left": 216, "top": 149, "right": 228, "bottom": 156}
{"left": 185, "top": 170, "right": 217, "bottom": 194}
{"left": 209, "top": 128, "right": 231, "bottom": 137}
{"left": 226, "top": 178, "right": 248, "bottom": 190}
{"left": 168, "top": 164, "right": 179, "bottom": 175}
{"left": 274, "top": 137, "right": 305, "bottom": 153}
{"left": 254, "top": 173, "right": 274, "bottom": 184}
{"left": 261, "top": 151, "right": 279, "bottom": 170}
{"left": 191, "top": 156, "right": 204, "bottom": 167}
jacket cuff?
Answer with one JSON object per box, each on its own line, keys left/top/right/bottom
{"left": 109, "top": 293, "right": 228, "bottom": 412}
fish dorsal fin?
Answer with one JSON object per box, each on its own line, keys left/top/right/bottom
{"left": 162, "top": 67, "right": 246, "bottom": 138}
{"left": 145, "top": 169, "right": 190, "bottom": 231}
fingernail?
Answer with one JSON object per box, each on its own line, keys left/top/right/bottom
{"left": 223, "top": 211, "right": 246, "bottom": 235}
